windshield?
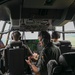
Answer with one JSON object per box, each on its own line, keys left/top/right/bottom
{"left": 0, "top": 20, "right": 75, "bottom": 47}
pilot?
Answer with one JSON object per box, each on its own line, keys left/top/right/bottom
{"left": 0, "top": 40, "right": 5, "bottom": 48}
{"left": 51, "top": 31, "right": 60, "bottom": 44}
{"left": 26, "top": 31, "right": 61, "bottom": 75}
{"left": 4, "top": 31, "right": 33, "bottom": 74}
{"left": 0, "top": 35, "right": 5, "bottom": 48}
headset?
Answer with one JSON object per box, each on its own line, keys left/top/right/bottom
{"left": 42, "top": 38, "right": 49, "bottom": 45}
{"left": 11, "top": 31, "right": 21, "bottom": 40}
{"left": 38, "top": 31, "right": 50, "bottom": 45}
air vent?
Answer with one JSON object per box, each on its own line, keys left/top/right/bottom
{"left": 26, "top": 19, "right": 35, "bottom": 25}
{"left": 44, "top": 0, "right": 56, "bottom": 5}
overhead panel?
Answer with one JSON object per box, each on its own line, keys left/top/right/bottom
{"left": 1, "top": 0, "right": 74, "bottom": 20}
{"left": 0, "top": 0, "right": 74, "bottom": 31}
{"left": 23, "top": 0, "right": 74, "bottom": 9}
{"left": 11, "top": 19, "right": 53, "bottom": 31}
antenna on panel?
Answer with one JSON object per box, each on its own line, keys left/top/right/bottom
{"left": 19, "top": 0, "right": 25, "bottom": 27}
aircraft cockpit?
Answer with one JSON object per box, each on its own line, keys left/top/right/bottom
{"left": 0, "top": 0, "right": 75, "bottom": 75}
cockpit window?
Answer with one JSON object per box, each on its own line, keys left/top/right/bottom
{"left": 1, "top": 21, "right": 10, "bottom": 45}
{"left": 4, "top": 22, "right": 10, "bottom": 32}
{"left": 0, "top": 21, "right": 5, "bottom": 32}
{"left": 64, "top": 22, "right": 75, "bottom": 47}
{"left": 55, "top": 21, "right": 75, "bottom": 47}
{"left": 24, "top": 32, "right": 38, "bottom": 40}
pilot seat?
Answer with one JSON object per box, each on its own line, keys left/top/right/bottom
{"left": 52, "top": 52, "right": 75, "bottom": 75}
{"left": 5, "top": 41, "right": 32, "bottom": 75}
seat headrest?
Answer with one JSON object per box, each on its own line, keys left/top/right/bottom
{"left": 59, "top": 40, "right": 71, "bottom": 46}
{"left": 59, "top": 52, "right": 75, "bottom": 67}
{"left": 10, "top": 41, "right": 22, "bottom": 47}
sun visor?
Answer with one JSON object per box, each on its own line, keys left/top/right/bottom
{"left": 0, "top": 6, "right": 11, "bottom": 21}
